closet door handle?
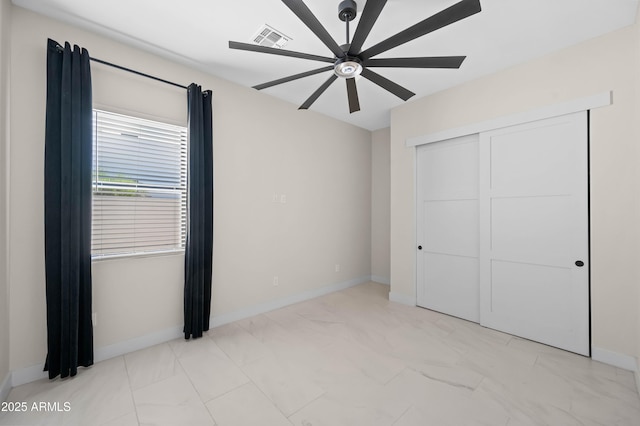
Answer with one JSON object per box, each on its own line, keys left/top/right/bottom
{"left": 418, "top": 245, "right": 423, "bottom": 250}
{"left": 575, "top": 260, "right": 584, "bottom": 267}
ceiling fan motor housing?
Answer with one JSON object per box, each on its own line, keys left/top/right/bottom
{"left": 338, "top": 0, "right": 357, "bottom": 21}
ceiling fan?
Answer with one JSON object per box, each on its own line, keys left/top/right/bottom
{"left": 229, "top": 0, "right": 482, "bottom": 113}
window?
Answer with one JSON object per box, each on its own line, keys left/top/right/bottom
{"left": 91, "top": 110, "right": 187, "bottom": 258}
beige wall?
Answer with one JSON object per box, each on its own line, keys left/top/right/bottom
{"left": 8, "top": 6, "right": 372, "bottom": 371}
{"left": 390, "top": 23, "right": 640, "bottom": 358}
{"left": 0, "top": 0, "right": 11, "bottom": 386}
{"left": 635, "top": 8, "right": 640, "bottom": 375}
{"left": 371, "top": 128, "right": 390, "bottom": 283}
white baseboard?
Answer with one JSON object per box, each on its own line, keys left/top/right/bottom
{"left": 389, "top": 291, "right": 416, "bottom": 306}
{"left": 591, "top": 346, "right": 638, "bottom": 372}
{"left": 10, "top": 275, "right": 371, "bottom": 387}
{"left": 371, "top": 275, "right": 390, "bottom": 285}
{"left": 1, "top": 372, "right": 10, "bottom": 402}
{"left": 593, "top": 353, "right": 640, "bottom": 397}
{"left": 210, "top": 275, "right": 370, "bottom": 327}
{"left": 95, "top": 327, "right": 184, "bottom": 363}
{"left": 11, "top": 326, "right": 185, "bottom": 387}
{"left": 10, "top": 364, "right": 47, "bottom": 388}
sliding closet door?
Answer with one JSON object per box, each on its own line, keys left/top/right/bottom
{"left": 479, "top": 111, "right": 589, "bottom": 355}
{"left": 416, "top": 134, "right": 479, "bottom": 323}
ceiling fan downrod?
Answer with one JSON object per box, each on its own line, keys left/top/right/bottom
{"left": 338, "top": 0, "right": 357, "bottom": 45}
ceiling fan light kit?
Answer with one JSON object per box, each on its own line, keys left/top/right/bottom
{"left": 229, "top": 0, "right": 482, "bottom": 113}
{"left": 334, "top": 57, "right": 362, "bottom": 78}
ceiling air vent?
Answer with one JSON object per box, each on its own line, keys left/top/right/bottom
{"left": 251, "top": 24, "right": 291, "bottom": 49}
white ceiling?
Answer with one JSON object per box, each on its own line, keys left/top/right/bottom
{"left": 13, "top": 0, "right": 639, "bottom": 130}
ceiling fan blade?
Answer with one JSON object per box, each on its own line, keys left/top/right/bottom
{"left": 361, "top": 68, "right": 415, "bottom": 101}
{"left": 282, "top": 0, "right": 345, "bottom": 58}
{"left": 364, "top": 56, "right": 466, "bottom": 69}
{"left": 348, "top": 0, "right": 387, "bottom": 56}
{"left": 299, "top": 74, "right": 338, "bottom": 110}
{"left": 253, "top": 66, "right": 334, "bottom": 90}
{"left": 359, "top": 0, "right": 481, "bottom": 60}
{"left": 229, "top": 41, "right": 335, "bottom": 63}
{"left": 346, "top": 78, "right": 360, "bottom": 113}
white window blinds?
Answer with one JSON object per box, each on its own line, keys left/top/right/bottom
{"left": 91, "top": 110, "right": 188, "bottom": 258}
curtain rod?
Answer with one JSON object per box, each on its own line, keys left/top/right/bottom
{"left": 54, "top": 43, "right": 188, "bottom": 90}
{"left": 90, "top": 57, "right": 188, "bottom": 90}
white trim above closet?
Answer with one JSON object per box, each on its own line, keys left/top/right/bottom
{"left": 406, "top": 91, "right": 611, "bottom": 147}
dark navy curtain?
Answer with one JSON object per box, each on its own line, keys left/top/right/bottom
{"left": 44, "top": 39, "right": 94, "bottom": 379}
{"left": 184, "top": 84, "right": 213, "bottom": 339}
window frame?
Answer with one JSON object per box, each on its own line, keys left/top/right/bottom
{"left": 90, "top": 109, "right": 188, "bottom": 260}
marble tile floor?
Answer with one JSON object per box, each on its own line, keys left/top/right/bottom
{"left": 1, "top": 282, "right": 639, "bottom": 425}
